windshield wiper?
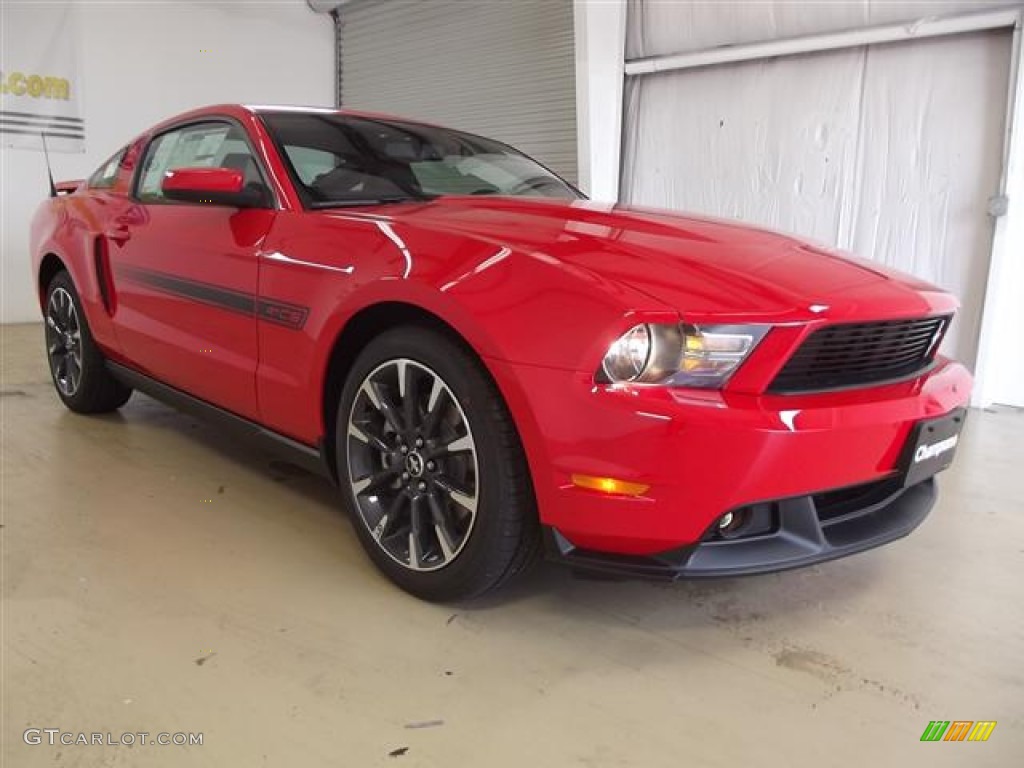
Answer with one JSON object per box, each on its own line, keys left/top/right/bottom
{"left": 309, "top": 194, "right": 437, "bottom": 210}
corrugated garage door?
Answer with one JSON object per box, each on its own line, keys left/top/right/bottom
{"left": 338, "top": 0, "right": 577, "bottom": 183}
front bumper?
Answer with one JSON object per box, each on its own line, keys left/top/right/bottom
{"left": 544, "top": 476, "right": 936, "bottom": 579}
{"left": 492, "top": 355, "right": 971, "bottom": 561}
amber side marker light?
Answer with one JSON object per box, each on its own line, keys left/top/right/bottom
{"left": 571, "top": 474, "right": 650, "bottom": 497}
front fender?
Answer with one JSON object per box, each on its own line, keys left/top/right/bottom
{"left": 257, "top": 210, "right": 671, "bottom": 446}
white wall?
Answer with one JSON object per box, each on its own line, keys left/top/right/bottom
{"left": 976, "top": 35, "right": 1024, "bottom": 408}
{"left": 574, "top": 0, "right": 625, "bottom": 201}
{"left": 0, "top": 0, "right": 333, "bottom": 323}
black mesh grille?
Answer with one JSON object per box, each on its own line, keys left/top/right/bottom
{"left": 770, "top": 316, "right": 949, "bottom": 393}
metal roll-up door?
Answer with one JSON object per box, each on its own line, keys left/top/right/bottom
{"left": 339, "top": 0, "right": 577, "bottom": 183}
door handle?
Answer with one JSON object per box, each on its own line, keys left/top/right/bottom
{"left": 104, "top": 227, "right": 131, "bottom": 245}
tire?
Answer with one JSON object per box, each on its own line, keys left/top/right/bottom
{"left": 44, "top": 271, "right": 132, "bottom": 414}
{"left": 336, "top": 326, "right": 538, "bottom": 601}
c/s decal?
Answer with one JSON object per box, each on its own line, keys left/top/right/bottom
{"left": 256, "top": 300, "right": 309, "bottom": 329}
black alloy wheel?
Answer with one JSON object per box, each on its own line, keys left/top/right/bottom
{"left": 43, "top": 271, "right": 132, "bottom": 413}
{"left": 337, "top": 326, "right": 537, "bottom": 601}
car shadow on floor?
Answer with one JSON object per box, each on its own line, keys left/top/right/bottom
{"left": 65, "top": 390, "right": 886, "bottom": 629}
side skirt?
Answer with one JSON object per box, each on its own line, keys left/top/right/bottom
{"left": 106, "top": 361, "right": 335, "bottom": 483}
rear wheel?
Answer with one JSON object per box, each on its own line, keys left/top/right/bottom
{"left": 44, "top": 271, "right": 132, "bottom": 413}
{"left": 336, "top": 326, "right": 537, "bottom": 601}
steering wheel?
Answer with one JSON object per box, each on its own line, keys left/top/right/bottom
{"left": 507, "top": 176, "right": 564, "bottom": 196}
{"left": 311, "top": 164, "right": 365, "bottom": 196}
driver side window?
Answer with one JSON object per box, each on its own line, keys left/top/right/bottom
{"left": 136, "top": 122, "right": 266, "bottom": 203}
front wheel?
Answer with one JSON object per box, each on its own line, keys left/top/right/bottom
{"left": 44, "top": 271, "right": 132, "bottom": 413}
{"left": 336, "top": 327, "right": 537, "bottom": 601}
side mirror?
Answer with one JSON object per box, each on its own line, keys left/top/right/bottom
{"left": 161, "top": 167, "right": 270, "bottom": 208}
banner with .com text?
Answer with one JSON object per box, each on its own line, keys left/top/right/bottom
{"left": 0, "top": 0, "right": 84, "bottom": 152}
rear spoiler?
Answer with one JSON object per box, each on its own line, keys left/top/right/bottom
{"left": 55, "top": 179, "right": 84, "bottom": 195}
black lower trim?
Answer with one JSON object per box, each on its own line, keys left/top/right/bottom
{"left": 107, "top": 361, "right": 333, "bottom": 481}
{"left": 545, "top": 477, "right": 937, "bottom": 580}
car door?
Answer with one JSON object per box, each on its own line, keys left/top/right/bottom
{"left": 107, "top": 120, "right": 275, "bottom": 421}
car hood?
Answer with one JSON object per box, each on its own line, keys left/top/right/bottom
{"left": 384, "top": 197, "right": 949, "bottom": 323}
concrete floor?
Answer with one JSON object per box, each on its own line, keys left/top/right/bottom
{"left": 2, "top": 322, "right": 1022, "bottom": 767}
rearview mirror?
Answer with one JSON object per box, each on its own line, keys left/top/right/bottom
{"left": 161, "top": 167, "right": 270, "bottom": 208}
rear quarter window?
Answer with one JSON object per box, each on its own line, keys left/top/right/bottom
{"left": 88, "top": 147, "right": 128, "bottom": 189}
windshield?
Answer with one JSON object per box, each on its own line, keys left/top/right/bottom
{"left": 260, "top": 111, "right": 580, "bottom": 207}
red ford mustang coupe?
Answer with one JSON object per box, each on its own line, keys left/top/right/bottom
{"left": 31, "top": 104, "right": 970, "bottom": 600}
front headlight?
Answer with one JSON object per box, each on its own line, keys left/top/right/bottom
{"left": 598, "top": 323, "right": 769, "bottom": 388}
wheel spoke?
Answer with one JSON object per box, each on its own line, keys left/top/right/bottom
{"left": 407, "top": 531, "right": 421, "bottom": 569}
{"left": 434, "top": 523, "right": 456, "bottom": 561}
{"left": 347, "top": 357, "right": 479, "bottom": 573}
{"left": 370, "top": 380, "right": 405, "bottom": 434}
{"left": 401, "top": 361, "right": 419, "bottom": 431}
{"left": 427, "top": 491, "right": 458, "bottom": 561}
{"left": 407, "top": 495, "right": 425, "bottom": 568}
{"left": 420, "top": 378, "right": 448, "bottom": 438}
{"left": 351, "top": 467, "right": 401, "bottom": 496}
{"left": 445, "top": 435, "right": 474, "bottom": 454}
{"left": 348, "top": 422, "right": 392, "bottom": 453}
{"left": 59, "top": 290, "right": 70, "bottom": 325}
{"left": 448, "top": 489, "right": 477, "bottom": 515}
{"left": 396, "top": 359, "right": 408, "bottom": 397}
{"left": 372, "top": 492, "right": 407, "bottom": 541}
{"left": 360, "top": 381, "right": 382, "bottom": 411}
{"left": 66, "top": 354, "right": 79, "bottom": 390}
{"left": 425, "top": 433, "right": 474, "bottom": 460}
{"left": 434, "top": 475, "right": 478, "bottom": 514}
